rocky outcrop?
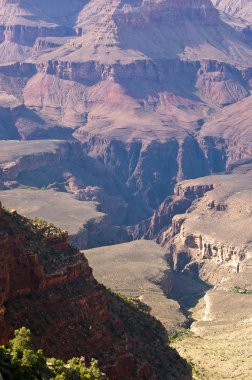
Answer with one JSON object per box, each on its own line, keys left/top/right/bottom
{"left": 174, "top": 182, "right": 214, "bottom": 199}
{"left": 163, "top": 171, "right": 252, "bottom": 283}
{"left": 130, "top": 196, "right": 192, "bottom": 240}
{"left": 212, "top": 0, "right": 252, "bottom": 25}
{"left": 0, "top": 24, "right": 74, "bottom": 46}
{"left": 33, "top": 37, "right": 65, "bottom": 53}
{"left": 30, "top": 58, "right": 249, "bottom": 108}
{"left": 130, "top": 177, "right": 215, "bottom": 241}
{"left": 198, "top": 94, "right": 252, "bottom": 168}
{"left": 114, "top": 0, "right": 219, "bottom": 27}
{"left": 79, "top": 132, "right": 226, "bottom": 210}
{"left": 0, "top": 141, "right": 82, "bottom": 181}
{"left": 0, "top": 203, "right": 192, "bottom": 380}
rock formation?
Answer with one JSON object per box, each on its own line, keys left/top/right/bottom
{"left": 0, "top": 0, "right": 251, "bottom": 227}
{"left": 161, "top": 165, "right": 252, "bottom": 380}
{"left": 212, "top": 0, "right": 252, "bottom": 25}
{"left": 0, "top": 1, "right": 251, "bottom": 378}
{"left": 161, "top": 168, "right": 252, "bottom": 283}
{"left": 0, "top": 202, "right": 192, "bottom": 380}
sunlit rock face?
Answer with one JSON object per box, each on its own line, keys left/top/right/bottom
{"left": 160, "top": 169, "right": 252, "bottom": 282}
{"left": 0, "top": 0, "right": 251, "bottom": 229}
{"left": 212, "top": 0, "right": 252, "bottom": 25}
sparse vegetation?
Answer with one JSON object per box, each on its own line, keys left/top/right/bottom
{"left": 187, "top": 358, "right": 204, "bottom": 380}
{"left": 168, "top": 330, "right": 204, "bottom": 379}
{"left": 231, "top": 286, "right": 252, "bottom": 295}
{"left": 0, "top": 209, "right": 192, "bottom": 380}
{"left": 0, "top": 327, "right": 106, "bottom": 380}
{"left": 30, "top": 217, "right": 63, "bottom": 237}
{"left": 106, "top": 288, "right": 151, "bottom": 314}
{"left": 105, "top": 286, "right": 192, "bottom": 378}
{"left": 1, "top": 209, "right": 78, "bottom": 274}
{"left": 168, "top": 329, "right": 196, "bottom": 344}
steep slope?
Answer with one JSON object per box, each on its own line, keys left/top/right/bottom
{"left": 212, "top": 0, "right": 252, "bottom": 25}
{"left": 199, "top": 94, "right": 252, "bottom": 166}
{"left": 130, "top": 91, "right": 252, "bottom": 239}
{"left": 0, "top": 0, "right": 251, "bottom": 140}
{"left": 33, "top": 0, "right": 252, "bottom": 65}
{"left": 0, "top": 202, "right": 192, "bottom": 380}
{"left": 0, "top": 140, "right": 149, "bottom": 226}
{"left": 0, "top": 0, "right": 252, "bottom": 226}
{"left": 0, "top": 0, "right": 88, "bottom": 63}
{"left": 164, "top": 170, "right": 252, "bottom": 278}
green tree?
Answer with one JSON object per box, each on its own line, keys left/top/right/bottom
{"left": 9, "top": 327, "right": 33, "bottom": 358}
{"left": 0, "top": 328, "right": 106, "bottom": 380}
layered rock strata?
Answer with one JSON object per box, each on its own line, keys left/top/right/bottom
{"left": 0, "top": 0, "right": 251, "bottom": 244}
{"left": 162, "top": 170, "right": 252, "bottom": 283}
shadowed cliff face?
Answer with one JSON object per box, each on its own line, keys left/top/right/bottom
{"left": 0, "top": 203, "right": 192, "bottom": 380}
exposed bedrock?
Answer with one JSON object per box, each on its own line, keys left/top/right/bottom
{"left": 199, "top": 133, "right": 252, "bottom": 170}
{"left": 0, "top": 205, "right": 192, "bottom": 380}
{"left": 32, "top": 58, "right": 249, "bottom": 108}
{"left": 131, "top": 178, "right": 215, "bottom": 240}
{"left": 0, "top": 55, "right": 251, "bottom": 231}
{"left": 33, "top": 37, "right": 64, "bottom": 52}
{"left": 0, "top": 140, "right": 149, "bottom": 226}
{"left": 174, "top": 182, "right": 215, "bottom": 199}
{"left": 0, "top": 131, "right": 232, "bottom": 245}
{"left": 161, "top": 171, "right": 252, "bottom": 285}
{"left": 80, "top": 133, "right": 229, "bottom": 210}
{"left": 0, "top": 24, "right": 75, "bottom": 46}
{"left": 0, "top": 130, "right": 229, "bottom": 232}
{"left": 0, "top": 104, "right": 23, "bottom": 139}
{"left": 114, "top": 0, "right": 218, "bottom": 26}
{"left": 0, "top": 125, "right": 246, "bottom": 235}
{"left": 0, "top": 61, "right": 36, "bottom": 77}
{"left": 0, "top": 141, "right": 82, "bottom": 181}
{"left": 170, "top": 232, "right": 246, "bottom": 275}
{"left": 126, "top": 128, "right": 251, "bottom": 239}
{"left": 129, "top": 196, "right": 192, "bottom": 240}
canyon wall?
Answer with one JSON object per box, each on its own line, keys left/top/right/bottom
{"left": 0, "top": 203, "right": 192, "bottom": 380}
{"left": 0, "top": 0, "right": 251, "bottom": 245}
{"left": 160, "top": 171, "right": 252, "bottom": 284}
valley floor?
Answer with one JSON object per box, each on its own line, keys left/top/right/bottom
{"left": 84, "top": 240, "right": 187, "bottom": 333}
{"left": 85, "top": 241, "right": 252, "bottom": 380}
{"left": 173, "top": 284, "right": 252, "bottom": 380}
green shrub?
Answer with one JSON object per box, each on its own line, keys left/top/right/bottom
{"left": 0, "top": 328, "right": 106, "bottom": 380}
{"left": 231, "top": 286, "right": 252, "bottom": 295}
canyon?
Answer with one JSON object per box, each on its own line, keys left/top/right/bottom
{"left": 0, "top": 203, "right": 191, "bottom": 380}
{"left": 0, "top": 0, "right": 251, "bottom": 218}
{"left": 166, "top": 168, "right": 252, "bottom": 379}
{"left": 87, "top": 166, "right": 252, "bottom": 379}
{"left": 0, "top": 0, "right": 251, "bottom": 379}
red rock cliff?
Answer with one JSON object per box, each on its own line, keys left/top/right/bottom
{"left": 0, "top": 203, "right": 191, "bottom": 380}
